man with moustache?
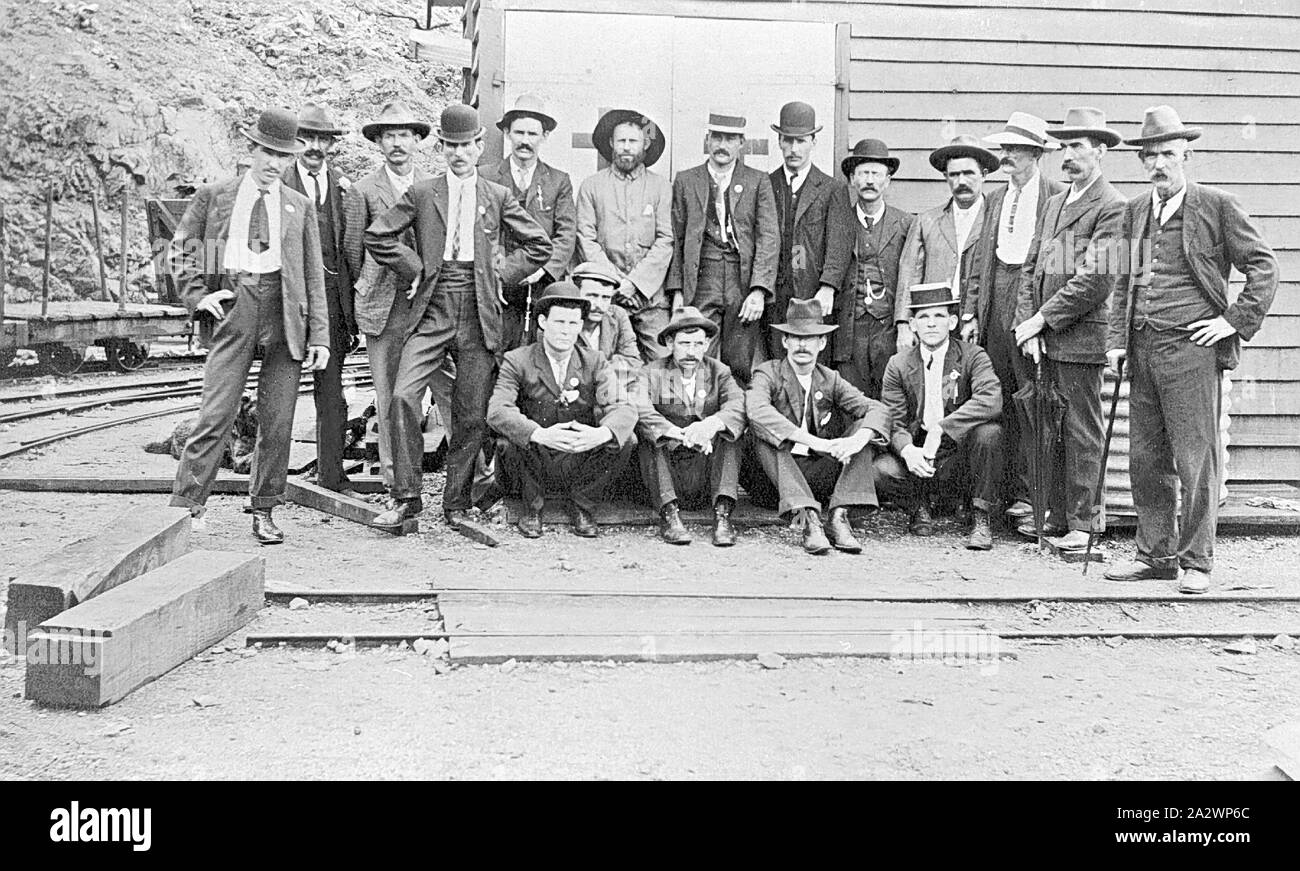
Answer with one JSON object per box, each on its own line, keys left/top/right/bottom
{"left": 968, "top": 113, "right": 1065, "bottom": 522}
{"left": 634, "top": 306, "right": 747, "bottom": 547}
{"left": 1014, "top": 107, "right": 1127, "bottom": 552}
{"left": 830, "top": 139, "right": 914, "bottom": 398}
{"left": 576, "top": 109, "right": 675, "bottom": 362}
{"left": 481, "top": 95, "right": 577, "bottom": 349}
{"left": 572, "top": 260, "right": 641, "bottom": 368}
{"left": 1104, "top": 106, "right": 1277, "bottom": 593}
{"left": 666, "top": 111, "right": 779, "bottom": 385}
{"left": 364, "top": 105, "right": 551, "bottom": 534}
{"left": 896, "top": 135, "right": 998, "bottom": 352}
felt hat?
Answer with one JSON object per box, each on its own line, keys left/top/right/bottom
{"left": 983, "top": 112, "right": 1059, "bottom": 151}
{"left": 533, "top": 280, "right": 590, "bottom": 319}
{"left": 658, "top": 306, "right": 719, "bottom": 345}
{"left": 592, "top": 108, "right": 665, "bottom": 168}
{"left": 241, "top": 107, "right": 305, "bottom": 154}
{"left": 571, "top": 261, "right": 621, "bottom": 288}
{"left": 434, "top": 104, "right": 485, "bottom": 145}
{"left": 929, "top": 134, "right": 1000, "bottom": 175}
{"left": 1046, "top": 107, "right": 1122, "bottom": 148}
{"left": 361, "top": 101, "right": 431, "bottom": 142}
{"left": 296, "top": 103, "right": 344, "bottom": 137}
{"left": 1124, "top": 105, "right": 1202, "bottom": 146}
{"left": 771, "top": 101, "right": 822, "bottom": 137}
{"left": 770, "top": 297, "right": 837, "bottom": 337}
{"left": 497, "top": 94, "right": 557, "bottom": 133}
{"left": 841, "top": 138, "right": 900, "bottom": 177}
{"left": 906, "top": 282, "right": 960, "bottom": 313}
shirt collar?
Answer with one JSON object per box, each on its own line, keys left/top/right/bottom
{"left": 509, "top": 156, "right": 537, "bottom": 179}
{"left": 786, "top": 164, "right": 808, "bottom": 186}
{"left": 447, "top": 169, "right": 477, "bottom": 188}
{"left": 241, "top": 173, "right": 280, "bottom": 197}
{"left": 545, "top": 348, "right": 571, "bottom": 372}
{"left": 385, "top": 164, "right": 414, "bottom": 185}
{"left": 299, "top": 159, "right": 327, "bottom": 178}
{"left": 1152, "top": 183, "right": 1186, "bottom": 217}
{"left": 707, "top": 161, "right": 736, "bottom": 185}
{"left": 856, "top": 201, "right": 885, "bottom": 226}
{"left": 1009, "top": 168, "right": 1040, "bottom": 195}
{"left": 952, "top": 195, "right": 983, "bottom": 216}
{"left": 921, "top": 340, "right": 949, "bottom": 366}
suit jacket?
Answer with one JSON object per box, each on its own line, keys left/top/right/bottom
{"left": 1015, "top": 175, "right": 1126, "bottom": 365}
{"left": 579, "top": 305, "right": 640, "bottom": 366}
{"left": 480, "top": 158, "right": 577, "bottom": 283}
{"left": 881, "top": 340, "right": 1002, "bottom": 455}
{"left": 362, "top": 174, "right": 552, "bottom": 350}
{"left": 769, "top": 163, "right": 853, "bottom": 310}
{"left": 830, "top": 195, "right": 914, "bottom": 362}
{"left": 969, "top": 175, "right": 1065, "bottom": 341}
{"left": 167, "top": 175, "right": 329, "bottom": 360}
{"left": 343, "top": 164, "right": 432, "bottom": 336}
{"left": 283, "top": 163, "right": 355, "bottom": 335}
{"left": 666, "top": 162, "right": 779, "bottom": 303}
{"left": 1108, "top": 181, "right": 1278, "bottom": 371}
{"left": 896, "top": 197, "right": 986, "bottom": 323}
{"left": 635, "top": 355, "right": 746, "bottom": 444}
{"left": 745, "top": 358, "right": 890, "bottom": 448}
{"left": 487, "top": 342, "right": 638, "bottom": 448}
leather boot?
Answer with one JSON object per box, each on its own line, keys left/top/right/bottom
{"left": 909, "top": 502, "right": 935, "bottom": 537}
{"left": 372, "top": 497, "right": 422, "bottom": 530}
{"left": 516, "top": 505, "right": 543, "bottom": 539}
{"left": 252, "top": 508, "right": 284, "bottom": 545}
{"left": 826, "top": 506, "right": 862, "bottom": 554}
{"left": 802, "top": 508, "right": 831, "bottom": 555}
{"left": 966, "top": 507, "right": 993, "bottom": 550}
{"left": 712, "top": 497, "right": 736, "bottom": 547}
{"left": 659, "top": 501, "right": 692, "bottom": 545}
{"left": 571, "top": 505, "right": 598, "bottom": 538}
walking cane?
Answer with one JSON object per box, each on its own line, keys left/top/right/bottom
{"left": 1033, "top": 355, "right": 1046, "bottom": 552}
{"left": 1083, "top": 356, "right": 1125, "bottom": 574}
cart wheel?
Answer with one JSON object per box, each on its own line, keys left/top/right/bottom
{"left": 107, "top": 341, "right": 149, "bottom": 372}
{"left": 41, "top": 344, "right": 85, "bottom": 376}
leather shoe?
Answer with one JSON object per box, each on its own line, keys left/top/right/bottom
{"left": 826, "top": 507, "right": 862, "bottom": 554}
{"left": 372, "top": 497, "right": 422, "bottom": 529}
{"left": 1017, "top": 519, "right": 1066, "bottom": 539}
{"left": 252, "top": 509, "right": 284, "bottom": 545}
{"left": 1004, "top": 500, "right": 1033, "bottom": 520}
{"left": 802, "top": 509, "right": 831, "bottom": 555}
{"left": 712, "top": 498, "right": 736, "bottom": 547}
{"left": 516, "top": 506, "right": 543, "bottom": 538}
{"left": 966, "top": 508, "right": 992, "bottom": 551}
{"left": 1103, "top": 560, "right": 1179, "bottom": 582}
{"left": 909, "top": 503, "right": 935, "bottom": 537}
{"left": 659, "top": 501, "right": 692, "bottom": 545}
{"left": 1179, "top": 568, "right": 1211, "bottom": 595}
{"left": 571, "top": 505, "right": 598, "bottom": 538}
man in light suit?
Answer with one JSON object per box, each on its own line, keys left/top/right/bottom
{"left": 167, "top": 108, "right": 331, "bottom": 544}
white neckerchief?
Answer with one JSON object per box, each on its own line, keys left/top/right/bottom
{"left": 223, "top": 174, "right": 282, "bottom": 274}
{"left": 443, "top": 171, "right": 477, "bottom": 262}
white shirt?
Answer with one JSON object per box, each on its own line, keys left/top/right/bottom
{"left": 546, "top": 350, "right": 572, "bottom": 390}
{"left": 223, "top": 174, "right": 282, "bottom": 274}
{"left": 708, "top": 161, "right": 736, "bottom": 232}
{"left": 1065, "top": 172, "right": 1099, "bottom": 205}
{"left": 995, "top": 172, "right": 1040, "bottom": 265}
{"left": 385, "top": 165, "right": 415, "bottom": 200}
{"left": 951, "top": 197, "right": 982, "bottom": 297}
{"left": 442, "top": 171, "right": 477, "bottom": 262}
{"left": 1152, "top": 184, "right": 1186, "bottom": 226}
{"left": 793, "top": 368, "right": 815, "bottom": 456}
{"left": 785, "top": 164, "right": 810, "bottom": 195}
{"left": 510, "top": 157, "right": 537, "bottom": 194}
{"left": 299, "top": 160, "right": 329, "bottom": 206}
{"left": 856, "top": 201, "right": 884, "bottom": 229}
{"left": 920, "top": 340, "right": 948, "bottom": 434}
{"left": 680, "top": 373, "right": 698, "bottom": 410}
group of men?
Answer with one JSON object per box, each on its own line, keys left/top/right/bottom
{"left": 165, "top": 94, "right": 1277, "bottom": 593}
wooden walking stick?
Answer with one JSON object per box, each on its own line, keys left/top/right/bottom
{"left": 1084, "top": 359, "right": 1126, "bottom": 574}
{"left": 118, "top": 186, "right": 129, "bottom": 312}
{"left": 1033, "top": 355, "right": 1046, "bottom": 552}
{"left": 90, "top": 189, "right": 110, "bottom": 301}
{"left": 40, "top": 186, "right": 54, "bottom": 317}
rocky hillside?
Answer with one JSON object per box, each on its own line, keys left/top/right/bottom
{"left": 0, "top": 0, "right": 461, "bottom": 303}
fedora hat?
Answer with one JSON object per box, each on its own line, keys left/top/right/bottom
{"left": 983, "top": 112, "right": 1059, "bottom": 151}
{"left": 533, "top": 280, "right": 590, "bottom": 319}
{"left": 906, "top": 282, "right": 960, "bottom": 313}
{"left": 1125, "top": 105, "right": 1202, "bottom": 146}
{"left": 842, "top": 138, "right": 899, "bottom": 178}
{"left": 658, "top": 306, "right": 719, "bottom": 345}
{"left": 497, "top": 94, "right": 557, "bottom": 133}
{"left": 592, "top": 108, "right": 665, "bottom": 168}
{"left": 1046, "top": 107, "right": 1122, "bottom": 148}
{"left": 241, "top": 107, "right": 305, "bottom": 154}
{"left": 571, "top": 261, "right": 621, "bottom": 288}
{"left": 705, "top": 111, "right": 746, "bottom": 136}
{"left": 771, "top": 101, "right": 822, "bottom": 138}
{"left": 296, "top": 103, "right": 344, "bottom": 137}
{"left": 362, "top": 101, "right": 431, "bottom": 142}
{"left": 929, "top": 134, "right": 1000, "bottom": 175}
{"left": 770, "top": 297, "right": 837, "bottom": 337}
{"left": 434, "top": 104, "right": 485, "bottom": 145}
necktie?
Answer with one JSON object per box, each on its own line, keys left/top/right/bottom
{"left": 449, "top": 181, "right": 464, "bottom": 260}
{"left": 805, "top": 383, "right": 817, "bottom": 436}
{"left": 308, "top": 171, "right": 323, "bottom": 206}
{"left": 1156, "top": 197, "right": 1169, "bottom": 226}
{"left": 248, "top": 189, "right": 269, "bottom": 254}
{"left": 1006, "top": 185, "right": 1022, "bottom": 234}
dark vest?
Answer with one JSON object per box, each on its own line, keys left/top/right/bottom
{"left": 702, "top": 174, "right": 737, "bottom": 258}
{"left": 775, "top": 173, "right": 797, "bottom": 291}
{"left": 851, "top": 213, "right": 889, "bottom": 319}
{"left": 1135, "top": 204, "right": 1215, "bottom": 330}
{"left": 308, "top": 171, "right": 338, "bottom": 272}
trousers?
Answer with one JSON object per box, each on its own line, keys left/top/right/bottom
{"left": 751, "top": 436, "right": 880, "bottom": 517}
{"left": 983, "top": 258, "right": 1033, "bottom": 504}
{"left": 872, "top": 422, "right": 1004, "bottom": 511}
{"left": 696, "top": 254, "right": 761, "bottom": 386}
{"left": 637, "top": 436, "right": 740, "bottom": 510}
{"left": 497, "top": 438, "right": 634, "bottom": 513}
{"left": 312, "top": 272, "right": 349, "bottom": 490}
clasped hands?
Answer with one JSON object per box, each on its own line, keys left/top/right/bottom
{"left": 803, "top": 430, "right": 873, "bottom": 465}
{"left": 667, "top": 418, "right": 724, "bottom": 454}
{"left": 530, "top": 420, "right": 614, "bottom": 453}
{"left": 901, "top": 429, "right": 943, "bottom": 478}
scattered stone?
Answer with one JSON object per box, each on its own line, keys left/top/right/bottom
{"left": 288, "top": 597, "right": 309, "bottom": 611}
{"left": 412, "top": 638, "right": 435, "bottom": 656}
{"left": 1224, "top": 637, "right": 1258, "bottom": 656}
{"left": 499, "top": 658, "right": 519, "bottom": 673}
{"left": 353, "top": 726, "right": 361, "bottom": 736}
{"left": 102, "top": 722, "right": 131, "bottom": 737}
{"left": 210, "top": 646, "right": 227, "bottom": 655}
{"left": 192, "top": 695, "right": 219, "bottom": 708}
{"left": 398, "top": 640, "right": 410, "bottom": 651}
{"left": 434, "top": 638, "right": 450, "bottom": 655}
{"left": 756, "top": 652, "right": 786, "bottom": 670}
{"left": 432, "top": 660, "right": 451, "bottom": 675}
{"left": 1103, "top": 636, "right": 1126, "bottom": 648}
{"left": 558, "top": 560, "right": 574, "bottom": 572}
{"left": 326, "top": 639, "right": 341, "bottom": 652}
{"left": 1272, "top": 634, "right": 1295, "bottom": 651}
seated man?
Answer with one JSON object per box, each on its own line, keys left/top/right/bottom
{"left": 747, "top": 298, "right": 891, "bottom": 555}
{"left": 573, "top": 261, "right": 642, "bottom": 368}
{"left": 874, "top": 282, "right": 1004, "bottom": 550}
{"left": 487, "top": 282, "right": 637, "bottom": 539}
{"left": 635, "top": 306, "right": 747, "bottom": 547}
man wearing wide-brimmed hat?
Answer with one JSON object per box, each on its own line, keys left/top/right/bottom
{"left": 874, "top": 283, "right": 1004, "bottom": 551}
{"left": 576, "top": 108, "right": 674, "bottom": 363}
{"left": 364, "top": 104, "right": 552, "bottom": 536}
{"left": 167, "top": 107, "right": 331, "bottom": 544}
{"left": 746, "top": 298, "right": 891, "bottom": 556}
{"left": 633, "top": 306, "right": 747, "bottom": 547}
{"left": 665, "top": 110, "right": 779, "bottom": 386}
{"left": 1103, "top": 106, "right": 1277, "bottom": 593}
{"left": 969, "top": 112, "right": 1065, "bottom": 523}
{"left": 897, "top": 135, "right": 999, "bottom": 351}
{"left": 481, "top": 95, "right": 577, "bottom": 350}
{"left": 830, "top": 138, "right": 914, "bottom": 400}
{"left": 1012, "top": 106, "right": 1127, "bottom": 553}
{"left": 487, "top": 282, "right": 638, "bottom": 539}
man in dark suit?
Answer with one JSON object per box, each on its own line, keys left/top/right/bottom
{"left": 635, "top": 306, "right": 747, "bottom": 547}
{"left": 1013, "top": 107, "right": 1127, "bottom": 552}
{"left": 572, "top": 261, "right": 641, "bottom": 368}
{"left": 875, "top": 283, "right": 1004, "bottom": 550}
{"left": 747, "top": 298, "right": 892, "bottom": 556}
{"left": 968, "top": 112, "right": 1066, "bottom": 522}
{"left": 480, "top": 95, "right": 577, "bottom": 349}
{"left": 363, "top": 105, "right": 551, "bottom": 534}
{"left": 488, "top": 283, "right": 638, "bottom": 539}
{"left": 830, "top": 139, "right": 914, "bottom": 398}
{"left": 1104, "top": 106, "right": 1278, "bottom": 594}
{"left": 167, "top": 108, "right": 331, "bottom": 543}
{"left": 666, "top": 111, "right": 779, "bottom": 386}
{"left": 765, "top": 101, "right": 852, "bottom": 360}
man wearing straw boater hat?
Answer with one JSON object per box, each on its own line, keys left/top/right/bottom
{"left": 481, "top": 95, "right": 577, "bottom": 349}
{"left": 364, "top": 104, "right": 552, "bottom": 536}
{"left": 1012, "top": 107, "right": 1126, "bottom": 553}
{"left": 167, "top": 107, "right": 331, "bottom": 544}
{"left": 874, "top": 282, "right": 1004, "bottom": 551}
{"left": 970, "top": 112, "right": 1065, "bottom": 523}
{"left": 665, "top": 110, "right": 779, "bottom": 386}
{"left": 746, "top": 298, "right": 891, "bottom": 556}
{"left": 1104, "top": 106, "right": 1277, "bottom": 593}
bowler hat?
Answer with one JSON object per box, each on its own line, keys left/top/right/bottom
{"left": 770, "top": 297, "right": 837, "bottom": 337}
{"left": 297, "top": 103, "right": 344, "bottom": 137}
{"left": 242, "top": 107, "right": 306, "bottom": 154}
{"left": 842, "top": 138, "right": 899, "bottom": 178}
{"left": 771, "top": 101, "right": 822, "bottom": 138}
{"left": 592, "top": 108, "right": 665, "bottom": 168}
{"left": 1046, "top": 107, "right": 1122, "bottom": 148}
{"left": 1124, "top": 105, "right": 1202, "bottom": 146}
{"left": 497, "top": 94, "right": 557, "bottom": 134}
{"left": 983, "top": 112, "right": 1059, "bottom": 151}
{"left": 929, "top": 135, "right": 1000, "bottom": 175}
{"left": 533, "top": 280, "right": 590, "bottom": 319}
{"left": 435, "top": 104, "right": 485, "bottom": 145}
{"left": 362, "top": 101, "right": 431, "bottom": 142}
{"left": 571, "top": 261, "right": 621, "bottom": 288}
{"left": 658, "top": 306, "right": 718, "bottom": 346}
{"left": 705, "top": 111, "right": 746, "bottom": 136}
{"left": 906, "top": 282, "right": 960, "bottom": 313}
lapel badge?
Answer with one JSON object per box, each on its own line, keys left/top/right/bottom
{"left": 814, "top": 390, "right": 824, "bottom": 401}
{"left": 733, "top": 184, "right": 743, "bottom": 194}
{"left": 568, "top": 376, "right": 579, "bottom": 388}
{"left": 284, "top": 203, "right": 295, "bottom": 214}
{"left": 697, "top": 388, "right": 707, "bottom": 399}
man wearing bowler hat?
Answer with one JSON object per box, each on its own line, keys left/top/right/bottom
{"left": 364, "top": 104, "right": 552, "bottom": 535}
{"left": 830, "top": 138, "right": 914, "bottom": 399}
{"left": 167, "top": 108, "right": 331, "bottom": 544}
{"left": 1013, "top": 107, "right": 1126, "bottom": 552}
{"left": 746, "top": 298, "right": 891, "bottom": 556}
{"left": 1104, "top": 106, "right": 1277, "bottom": 593}
{"left": 666, "top": 110, "right": 779, "bottom": 386}
{"left": 576, "top": 108, "right": 675, "bottom": 363}
{"left": 634, "top": 306, "right": 747, "bottom": 547}
{"left": 488, "top": 282, "right": 638, "bottom": 539}
{"left": 481, "top": 95, "right": 577, "bottom": 350}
